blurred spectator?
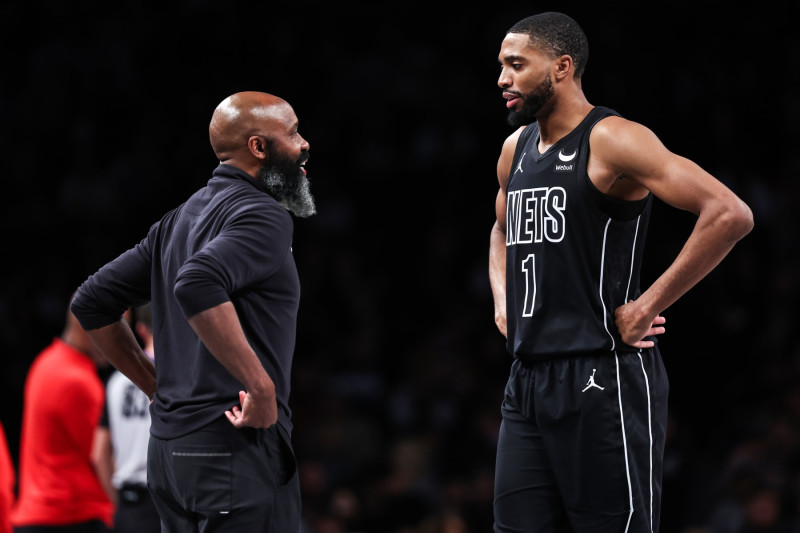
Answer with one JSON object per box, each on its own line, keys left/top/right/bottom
{"left": 0, "top": 421, "right": 14, "bottom": 533}
{"left": 11, "top": 299, "right": 113, "bottom": 532}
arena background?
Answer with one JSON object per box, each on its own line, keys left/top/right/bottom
{"left": 1, "top": 2, "right": 796, "bottom": 531}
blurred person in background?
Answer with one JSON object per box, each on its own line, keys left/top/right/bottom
{"left": 11, "top": 299, "right": 113, "bottom": 532}
{"left": 0, "top": 421, "right": 14, "bottom": 533}
{"left": 93, "top": 304, "right": 160, "bottom": 532}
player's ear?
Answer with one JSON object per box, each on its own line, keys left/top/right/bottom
{"left": 553, "top": 55, "right": 573, "bottom": 81}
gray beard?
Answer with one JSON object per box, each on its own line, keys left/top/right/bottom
{"left": 259, "top": 167, "right": 317, "bottom": 218}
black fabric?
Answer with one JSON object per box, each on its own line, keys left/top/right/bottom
{"left": 71, "top": 163, "right": 299, "bottom": 439}
{"left": 493, "top": 349, "right": 669, "bottom": 532}
{"left": 146, "top": 416, "right": 300, "bottom": 533}
{"left": 504, "top": 107, "right": 654, "bottom": 362}
{"left": 114, "top": 485, "right": 160, "bottom": 533}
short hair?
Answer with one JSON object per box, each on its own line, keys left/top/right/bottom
{"left": 507, "top": 12, "right": 589, "bottom": 78}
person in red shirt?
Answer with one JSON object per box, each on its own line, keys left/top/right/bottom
{"left": 0, "top": 421, "right": 14, "bottom": 533}
{"left": 11, "top": 300, "right": 114, "bottom": 532}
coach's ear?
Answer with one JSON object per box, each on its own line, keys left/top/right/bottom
{"left": 248, "top": 135, "right": 269, "bottom": 161}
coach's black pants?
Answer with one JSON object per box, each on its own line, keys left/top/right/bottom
{"left": 147, "top": 417, "right": 299, "bottom": 532}
{"left": 493, "top": 349, "right": 669, "bottom": 533}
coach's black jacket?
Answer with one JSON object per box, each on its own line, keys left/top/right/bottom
{"left": 72, "top": 163, "right": 299, "bottom": 438}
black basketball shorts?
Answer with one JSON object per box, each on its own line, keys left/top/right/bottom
{"left": 493, "top": 348, "right": 669, "bottom": 533}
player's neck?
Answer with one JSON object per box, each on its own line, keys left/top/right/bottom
{"left": 537, "top": 93, "right": 593, "bottom": 152}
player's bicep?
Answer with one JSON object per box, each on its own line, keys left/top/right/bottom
{"left": 494, "top": 188, "right": 507, "bottom": 231}
{"left": 496, "top": 128, "right": 522, "bottom": 186}
{"left": 640, "top": 154, "right": 733, "bottom": 215}
{"left": 596, "top": 119, "right": 725, "bottom": 215}
{"left": 494, "top": 128, "right": 523, "bottom": 228}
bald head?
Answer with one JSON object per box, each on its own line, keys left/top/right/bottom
{"left": 209, "top": 91, "right": 296, "bottom": 172}
{"left": 206, "top": 91, "right": 314, "bottom": 216}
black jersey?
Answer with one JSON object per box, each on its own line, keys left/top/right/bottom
{"left": 505, "top": 106, "right": 653, "bottom": 362}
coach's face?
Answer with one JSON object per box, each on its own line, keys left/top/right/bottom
{"left": 254, "top": 104, "right": 316, "bottom": 218}
{"left": 498, "top": 33, "right": 556, "bottom": 127}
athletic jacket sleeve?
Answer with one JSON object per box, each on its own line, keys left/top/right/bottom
{"left": 71, "top": 226, "right": 155, "bottom": 331}
{"left": 173, "top": 202, "right": 293, "bottom": 319}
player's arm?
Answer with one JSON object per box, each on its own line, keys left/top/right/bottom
{"left": 186, "top": 302, "right": 277, "bottom": 429}
{"left": 90, "top": 426, "right": 117, "bottom": 505}
{"left": 590, "top": 117, "right": 754, "bottom": 347}
{"left": 489, "top": 127, "right": 524, "bottom": 338}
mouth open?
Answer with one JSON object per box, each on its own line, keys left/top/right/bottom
{"left": 503, "top": 92, "right": 521, "bottom": 109}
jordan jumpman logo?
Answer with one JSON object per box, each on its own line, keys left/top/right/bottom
{"left": 582, "top": 369, "right": 605, "bottom": 392}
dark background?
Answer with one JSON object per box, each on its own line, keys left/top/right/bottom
{"left": 1, "top": 1, "right": 797, "bottom": 532}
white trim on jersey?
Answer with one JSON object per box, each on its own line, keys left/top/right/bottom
{"left": 600, "top": 215, "right": 644, "bottom": 351}
{"left": 599, "top": 219, "right": 615, "bottom": 350}
{"left": 625, "top": 216, "right": 642, "bottom": 302}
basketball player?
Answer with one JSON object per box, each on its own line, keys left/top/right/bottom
{"left": 488, "top": 12, "right": 753, "bottom": 532}
{"left": 12, "top": 303, "right": 113, "bottom": 532}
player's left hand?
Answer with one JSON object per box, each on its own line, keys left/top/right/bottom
{"left": 614, "top": 300, "right": 666, "bottom": 348}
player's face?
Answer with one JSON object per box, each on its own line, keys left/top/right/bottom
{"left": 498, "top": 33, "right": 556, "bottom": 127}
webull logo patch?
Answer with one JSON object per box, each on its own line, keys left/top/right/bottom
{"left": 555, "top": 149, "right": 576, "bottom": 172}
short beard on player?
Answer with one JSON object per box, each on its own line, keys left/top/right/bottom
{"left": 507, "top": 75, "right": 555, "bottom": 128}
{"left": 257, "top": 150, "right": 316, "bottom": 218}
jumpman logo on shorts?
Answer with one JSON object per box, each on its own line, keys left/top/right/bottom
{"left": 582, "top": 368, "right": 605, "bottom": 392}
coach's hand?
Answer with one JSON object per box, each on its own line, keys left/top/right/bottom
{"left": 614, "top": 300, "right": 666, "bottom": 349}
{"left": 225, "top": 389, "right": 278, "bottom": 429}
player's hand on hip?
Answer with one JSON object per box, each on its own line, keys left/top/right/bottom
{"left": 614, "top": 300, "right": 666, "bottom": 349}
{"left": 225, "top": 389, "right": 278, "bottom": 429}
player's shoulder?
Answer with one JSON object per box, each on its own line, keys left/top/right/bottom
{"left": 501, "top": 125, "right": 528, "bottom": 154}
{"left": 590, "top": 113, "right": 660, "bottom": 151}
{"left": 592, "top": 113, "right": 634, "bottom": 134}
